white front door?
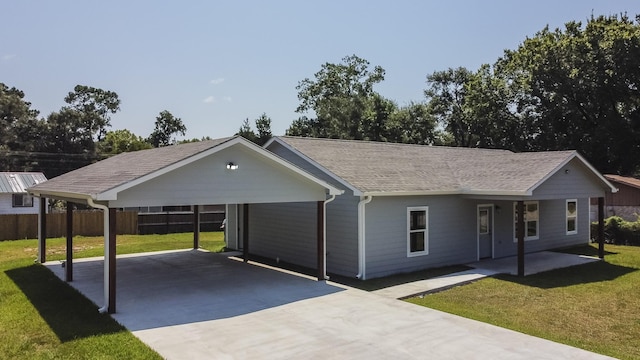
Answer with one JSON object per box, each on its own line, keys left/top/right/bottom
{"left": 478, "top": 205, "right": 493, "bottom": 259}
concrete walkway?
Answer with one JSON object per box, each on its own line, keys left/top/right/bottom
{"left": 44, "top": 250, "right": 612, "bottom": 359}
{"left": 374, "top": 251, "right": 601, "bottom": 299}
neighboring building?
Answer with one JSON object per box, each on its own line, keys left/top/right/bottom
{"left": 590, "top": 175, "right": 640, "bottom": 221}
{"left": 0, "top": 172, "right": 47, "bottom": 214}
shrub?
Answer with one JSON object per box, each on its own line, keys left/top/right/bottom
{"left": 592, "top": 216, "right": 640, "bottom": 246}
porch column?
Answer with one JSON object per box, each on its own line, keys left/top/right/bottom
{"left": 108, "top": 208, "right": 117, "bottom": 313}
{"left": 102, "top": 208, "right": 117, "bottom": 314}
{"left": 317, "top": 201, "right": 325, "bottom": 281}
{"left": 243, "top": 204, "right": 249, "bottom": 262}
{"left": 65, "top": 202, "right": 74, "bottom": 282}
{"left": 37, "top": 197, "right": 47, "bottom": 263}
{"left": 517, "top": 201, "right": 525, "bottom": 277}
{"left": 193, "top": 205, "right": 200, "bottom": 249}
{"left": 598, "top": 197, "right": 605, "bottom": 259}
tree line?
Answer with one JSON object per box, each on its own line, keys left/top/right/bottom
{"left": 0, "top": 84, "right": 190, "bottom": 178}
{"left": 286, "top": 14, "right": 640, "bottom": 176}
{"left": 2, "top": 14, "right": 640, "bottom": 178}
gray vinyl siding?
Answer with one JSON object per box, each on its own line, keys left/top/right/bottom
{"left": 265, "top": 141, "right": 359, "bottom": 276}
{"left": 364, "top": 195, "right": 477, "bottom": 279}
{"left": 111, "top": 144, "right": 328, "bottom": 208}
{"left": 493, "top": 198, "right": 591, "bottom": 257}
{"left": 532, "top": 158, "right": 606, "bottom": 199}
{"left": 248, "top": 196, "right": 359, "bottom": 277}
{"left": 249, "top": 202, "right": 317, "bottom": 268}
{"left": 325, "top": 195, "right": 359, "bottom": 276}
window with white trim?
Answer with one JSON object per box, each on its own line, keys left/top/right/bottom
{"left": 566, "top": 199, "right": 578, "bottom": 235}
{"left": 12, "top": 194, "right": 33, "bottom": 208}
{"left": 407, "top": 206, "right": 428, "bottom": 256}
{"left": 514, "top": 201, "right": 539, "bottom": 241}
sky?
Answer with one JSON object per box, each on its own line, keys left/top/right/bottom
{"left": 3, "top": 1, "right": 640, "bottom": 140}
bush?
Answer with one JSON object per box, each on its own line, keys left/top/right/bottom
{"left": 592, "top": 216, "right": 640, "bottom": 246}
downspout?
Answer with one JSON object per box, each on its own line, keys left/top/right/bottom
{"left": 87, "top": 197, "right": 111, "bottom": 314}
{"left": 356, "top": 195, "right": 372, "bottom": 280}
{"left": 323, "top": 194, "right": 337, "bottom": 280}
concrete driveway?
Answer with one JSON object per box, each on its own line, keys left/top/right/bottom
{"left": 45, "top": 250, "right": 612, "bottom": 359}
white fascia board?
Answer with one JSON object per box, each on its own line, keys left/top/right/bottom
{"left": 97, "top": 136, "right": 343, "bottom": 200}
{"left": 267, "top": 137, "right": 362, "bottom": 196}
{"left": 27, "top": 189, "right": 95, "bottom": 204}
{"left": 363, "top": 189, "right": 530, "bottom": 197}
{"left": 526, "top": 151, "right": 618, "bottom": 195}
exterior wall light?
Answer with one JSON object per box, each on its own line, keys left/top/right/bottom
{"left": 226, "top": 162, "right": 239, "bottom": 170}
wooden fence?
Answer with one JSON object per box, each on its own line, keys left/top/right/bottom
{"left": 0, "top": 211, "right": 138, "bottom": 241}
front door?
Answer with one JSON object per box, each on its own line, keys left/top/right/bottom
{"left": 478, "top": 206, "right": 493, "bottom": 259}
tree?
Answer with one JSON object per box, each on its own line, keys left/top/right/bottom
{"left": 386, "top": 102, "right": 439, "bottom": 145}
{"left": 255, "top": 113, "right": 272, "bottom": 145}
{"left": 424, "top": 67, "right": 475, "bottom": 147}
{"left": 236, "top": 114, "right": 273, "bottom": 145}
{"left": 0, "top": 83, "right": 40, "bottom": 148}
{"left": 98, "top": 129, "right": 152, "bottom": 154}
{"left": 63, "top": 85, "right": 121, "bottom": 141}
{"left": 294, "top": 55, "right": 385, "bottom": 139}
{"left": 236, "top": 118, "right": 257, "bottom": 143}
{"left": 498, "top": 14, "right": 640, "bottom": 174}
{"left": 147, "top": 110, "right": 187, "bottom": 147}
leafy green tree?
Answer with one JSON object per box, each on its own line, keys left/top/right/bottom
{"left": 236, "top": 114, "right": 273, "bottom": 145}
{"left": 0, "top": 83, "right": 40, "bottom": 149}
{"left": 387, "top": 101, "right": 438, "bottom": 145}
{"left": 63, "top": 85, "right": 120, "bottom": 141}
{"left": 255, "top": 113, "right": 272, "bottom": 145}
{"left": 498, "top": 14, "right": 640, "bottom": 174}
{"left": 294, "top": 55, "right": 385, "bottom": 139}
{"left": 147, "top": 110, "right": 187, "bottom": 147}
{"left": 98, "top": 129, "right": 152, "bottom": 154}
{"left": 236, "top": 118, "right": 257, "bottom": 143}
{"left": 178, "top": 136, "right": 213, "bottom": 144}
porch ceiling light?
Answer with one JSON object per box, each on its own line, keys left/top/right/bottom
{"left": 226, "top": 162, "right": 239, "bottom": 170}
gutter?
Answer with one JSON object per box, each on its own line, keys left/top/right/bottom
{"left": 356, "top": 195, "right": 372, "bottom": 280}
{"left": 86, "top": 197, "right": 111, "bottom": 314}
{"left": 322, "top": 194, "right": 337, "bottom": 280}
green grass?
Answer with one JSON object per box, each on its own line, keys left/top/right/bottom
{"left": 0, "top": 232, "right": 225, "bottom": 360}
{"left": 406, "top": 244, "right": 640, "bottom": 360}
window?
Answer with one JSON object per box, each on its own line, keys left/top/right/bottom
{"left": 514, "top": 201, "right": 539, "bottom": 241}
{"left": 566, "top": 199, "right": 577, "bottom": 235}
{"left": 407, "top": 207, "right": 428, "bottom": 256}
{"left": 479, "top": 209, "right": 489, "bottom": 234}
{"left": 12, "top": 194, "right": 34, "bottom": 207}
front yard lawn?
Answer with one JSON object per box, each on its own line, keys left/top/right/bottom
{"left": 406, "top": 244, "right": 640, "bottom": 360}
{"left": 0, "top": 232, "right": 225, "bottom": 360}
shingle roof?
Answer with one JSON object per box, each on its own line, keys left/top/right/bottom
{"left": 274, "top": 136, "right": 577, "bottom": 195}
{"left": 29, "top": 137, "right": 232, "bottom": 198}
{"left": 604, "top": 174, "right": 640, "bottom": 190}
{"left": 0, "top": 172, "right": 47, "bottom": 193}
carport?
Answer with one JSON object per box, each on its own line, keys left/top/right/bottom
{"left": 28, "top": 136, "right": 342, "bottom": 314}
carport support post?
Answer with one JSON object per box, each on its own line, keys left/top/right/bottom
{"left": 37, "top": 197, "right": 47, "bottom": 263}
{"left": 65, "top": 202, "right": 73, "bottom": 282}
{"left": 107, "top": 208, "right": 117, "bottom": 314}
{"left": 193, "top": 205, "right": 200, "bottom": 249}
{"left": 317, "top": 201, "right": 325, "bottom": 281}
{"left": 598, "top": 197, "right": 605, "bottom": 259}
{"left": 517, "top": 201, "right": 525, "bottom": 277}
{"left": 243, "top": 204, "right": 249, "bottom": 262}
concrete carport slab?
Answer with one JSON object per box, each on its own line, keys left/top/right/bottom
{"left": 45, "top": 250, "right": 613, "bottom": 360}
